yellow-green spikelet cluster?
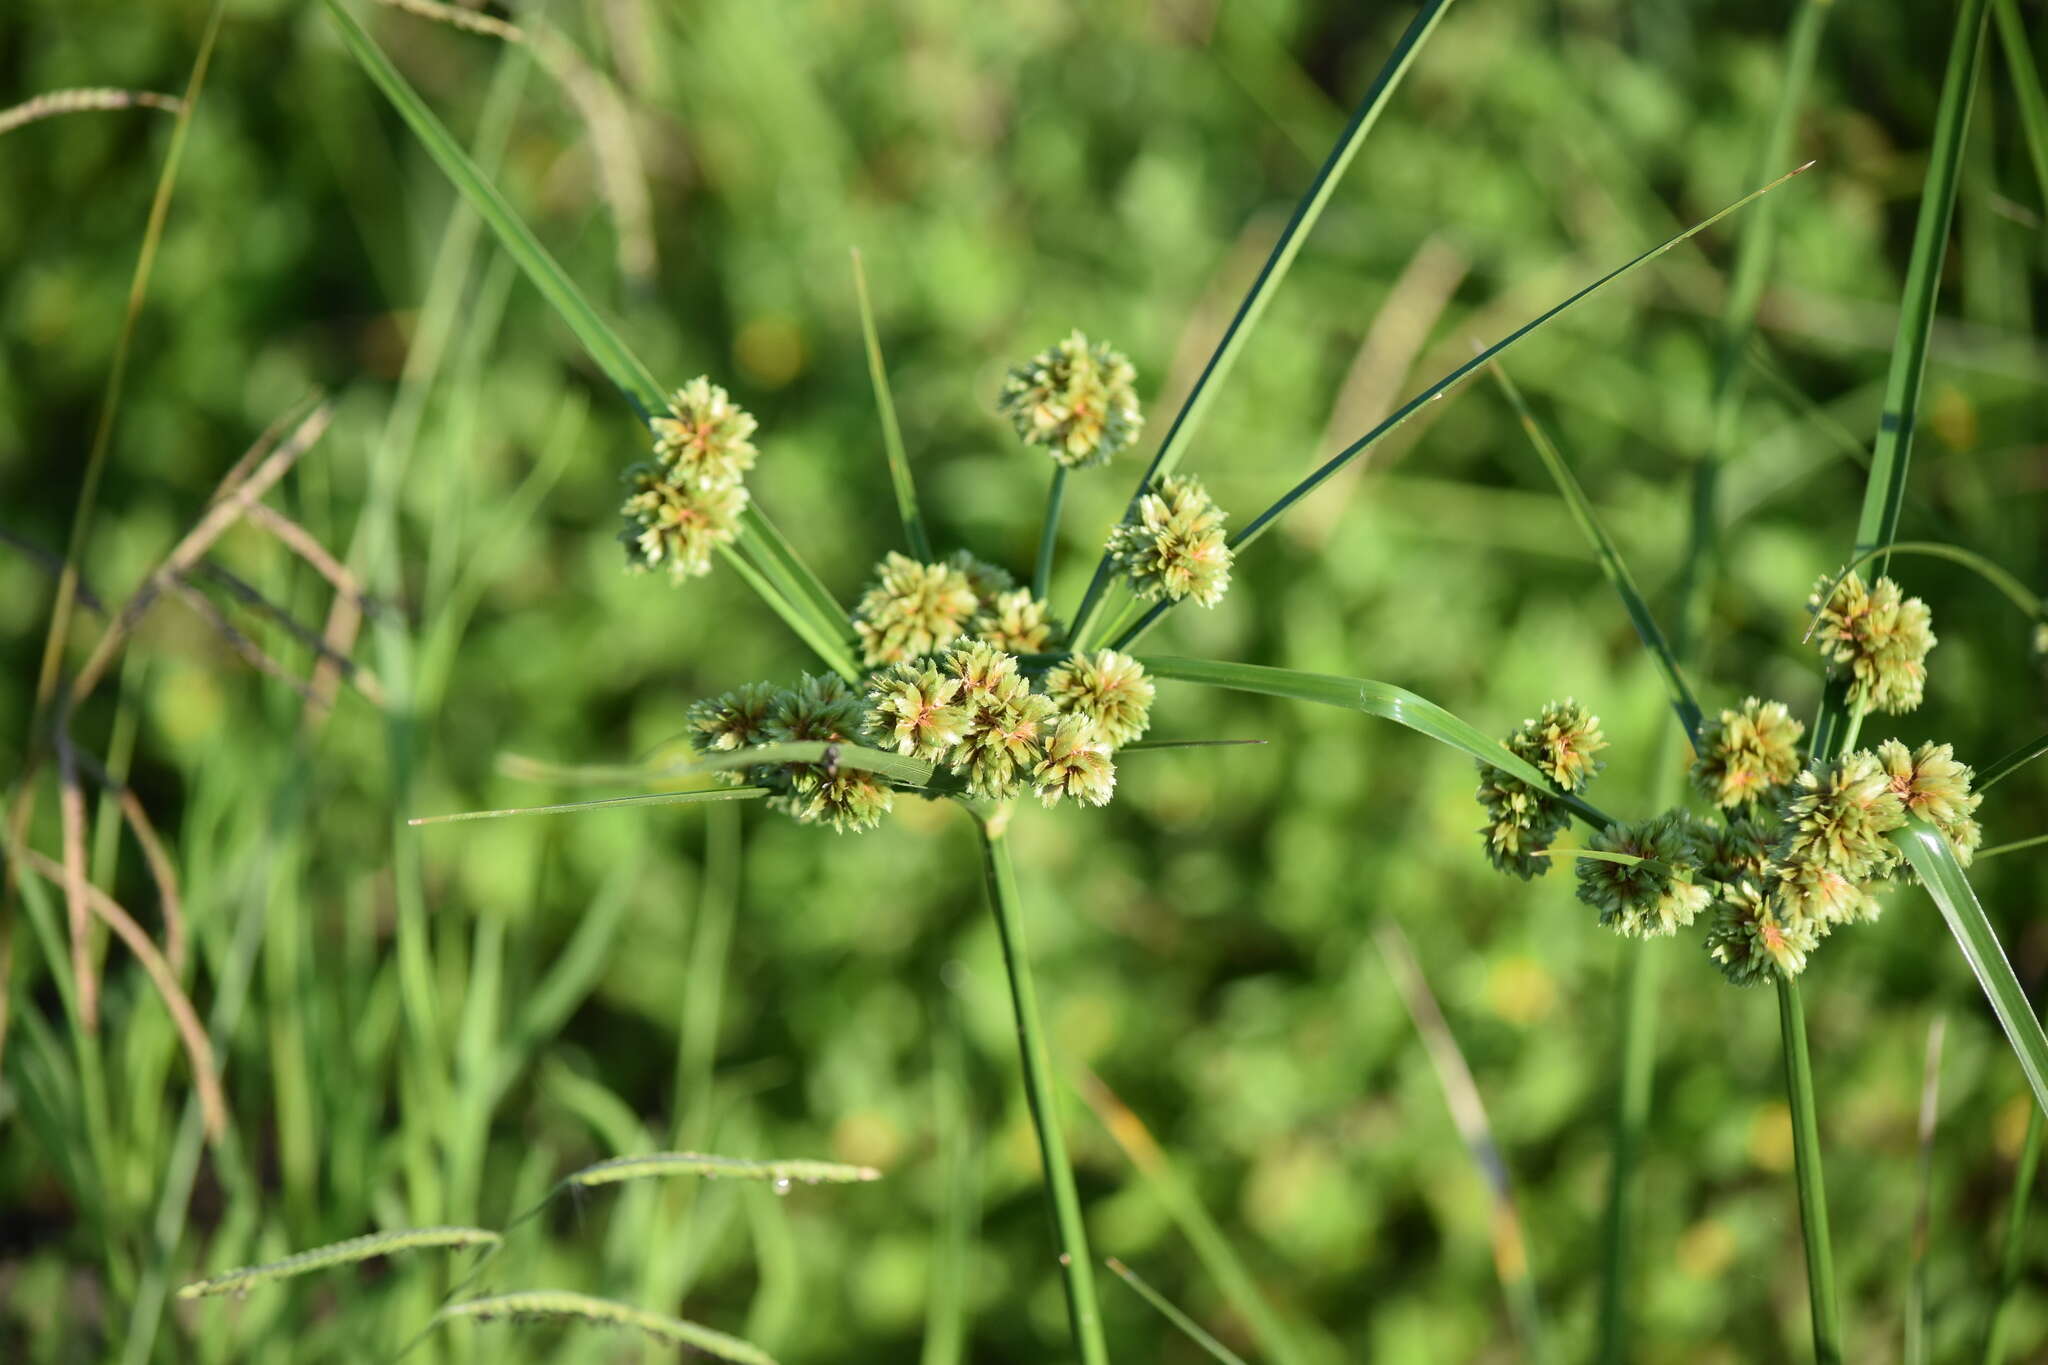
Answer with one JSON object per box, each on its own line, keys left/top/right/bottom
{"left": 1107, "top": 474, "right": 1233, "bottom": 607}
{"left": 998, "top": 330, "right": 1143, "bottom": 469}
{"left": 621, "top": 378, "right": 757, "bottom": 578}
{"left": 1474, "top": 700, "right": 1606, "bottom": 879}
{"left": 852, "top": 552, "right": 1065, "bottom": 668}
{"left": 1810, "top": 571, "right": 1935, "bottom": 714}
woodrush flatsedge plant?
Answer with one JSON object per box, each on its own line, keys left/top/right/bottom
{"left": 322, "top": 0, "right": 2041, "bottom": 1359}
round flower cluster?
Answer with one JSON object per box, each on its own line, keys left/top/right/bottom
{"left": 1810, "top": 571, "right": 1935, "bottom": 714}
{"left": 1481, "top": 672, "right": 1985, "bottom": 986}
{"left": 1691, "top": 697, "right": 1804, "bottom": 809}
{"left": 998, "top": 330, "right": 1143, "bottom": 469}
{"left": 621, "top": 379, "right": 758, "bottom": 579}
{"left": 1474, "top": 700, "right": 1607, "bottom": 880}
{"left": 852, "top": 552, "right": 1063, "bottom": 667}
{"left": 686, "top": 643, "right": 1156, "bottom": 831}
{"left": 1107, "top": 474, "right": 1234, "bottom": 607}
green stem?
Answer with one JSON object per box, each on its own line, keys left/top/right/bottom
{"left": 972, "top": 810, "right": 1108, "bottom": 1365}
{"left": 1983, "top": 1105, "right": 2043, "bottom": 1364}
{"left": 1035, "top": 468, "right": 1068, "bottom": 604}
{"left": 1778, "top": 975, "right": 1843, "bottom": 1365}
{"left": 1595, "top": 941, "right": 1662, "bottom": 1365}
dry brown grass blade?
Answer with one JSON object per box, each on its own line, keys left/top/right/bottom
{"left": 69, "top": 400, "right": 333, "bottom": 707}
{"left": 369, "top": 0, "right": 657, "bottom": 285}
{"left": 24, "top": 849, "right": 226, "bottom": 1143}
{"left": 243, "top": 502, "right": 369, "bottom": 607}
{"left": 165, "top": 580, "right": 321, "bottom": 704}
{"left": 71, "top": 749, "right": 187, "bottom": 975}
{"left": 196, "top": 563, "right": 385, "bottom": 706}
{"left": 1373, "top": 920, "right": 1543, "bottom": 1345}
{"left": 55, "top": 736, "right": 99, "bottom": 1031}
{"left": 0, "top": 88, "right": 183, "bottom": 137}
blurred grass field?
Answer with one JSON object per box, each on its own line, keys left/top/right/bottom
{"left": 3, "top": 0, "right": 2047, "bottom": 1360}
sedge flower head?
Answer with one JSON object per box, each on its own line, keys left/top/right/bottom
{"left": 785, "top": 769, "right": 894, "bottom": 833}
{"left": 1043, "top": 650, "right": 1155, "bottom": 749}
{"left": 1475, "top": 770, "right": 1571, "bottom": 880}
{"left": 1776, "top": 750, "right": 1906, "bottom": 884}
{"left": 649, "top": 377, "right": 758, "bottom": 489}
{"left": 1706, "top": 881, "right": 1820, "bottom": 986}
{"left": 1692, "top": 697, "right": 1804, "bottom": 809}
{"left": 946, "top": 550, "right": 1016, "bottom": 606}
{"left": 952, "top": 672, "right": 1058, "bottom": 800}
{"left": 853, "top": 553, "right": 980, "bottom": 667}
{"left": 1575, "top": 810, "right": 1714, "bottom": 939}
{"left": 1703, "top": 812, "right": 1777, "bottom": 888}
{"left": 865, "top": 662, "right": 970, "bottom": 761}
{"left": 765, "top": 673, "right": 865, "bottom": 795}
{"left": 974, "top": 588, "right": 1063, "bottom": 654}
{"left": 688, "top": 681, "right": 783, "bottom": 754}
{"left": 1810, "top": 571, "right": 1936, "bottom": 714}
{"left": 1508, "top": 700, "right": 1608, "bottom": 793}
{"left": 944, "top": 640, "right": 1024, "bottom": 700}
{"left": 619, "top": 465, "right": 747, "bottom": 579}
{"left": 998, "top": 330, "right": 1143, "bottom": 469}
{"left": 1876, "top": 738, "right": 1982, "bottom": 865}
{"left": 1107, "top": 474, "right": 1233, "bottom": 607}
{"left": 1033, "top": 716, "right": 1117, "bottom": 807}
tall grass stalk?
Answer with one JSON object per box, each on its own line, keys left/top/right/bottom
{"left": 971, "top": 811, "right": 1107, "bottom": 1365}
{"left": 1778, "top": 976, "right": 1843, "bottom": 1364}
{"left": 1983, "top": 1107, "right": 2043, "bottom": 1364}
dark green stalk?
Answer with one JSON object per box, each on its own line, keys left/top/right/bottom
{"left": 1065, "top": 0, "right": 1459, "bottom": 646}
{"left": 1595, "top": 941, "right": 1662, "bottom": 1365}
{"left": 1983, "top": 1106, "right": 2044, "bottom": 1365}
{"left": 1035, "top": 467, "right": 1068, "bottom": 603}
{"left": 972, "top": 810, "right": 1108, "bottom": 1365}
{"left": 1778, "top": 976, "right": 1843, "bottom": 1364}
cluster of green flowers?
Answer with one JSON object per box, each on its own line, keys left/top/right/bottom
{"left": 852, "top": 551, "right": 1060, "bottom": 666}
{"left": 1474, "top": 700, "right": 1608, "bottom": 879}
{"left": 1106, "top": 473, "right": 1234, "bottom": 608}
{"left": 686, "top": 634, "right": 1156, "bottom": 832}
{"left": 998, "top": 330, "right": 1143, "bottom": 469}
{"left": 1478, "top": 573, "right": 1986, "bottom": 986}
{"left": 619, "top": 378, "right": 759, "bottom": 578}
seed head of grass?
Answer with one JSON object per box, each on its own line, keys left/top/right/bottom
{"left": 1875, "top": 738, "right": 1982, "bottom": 865}
{"left": 650, "top": 376, "right": 759, "bottom": 489}
{"left": 865, "top": 661, "right": 971, "bottom": 760}
{"left": 853, "top": 552, "right": 980, "bottom": 666}
{"left": 1691, "top": 696, "right": 1804, "bottom": 809}
{"left": 177, "top": 1227, "right": 500, "bottom": 1300}
{"left": 690, "top": 681, "right": 784, "bottom": 755}
{"left": 1776, "top": 749, "right": 1906, "bottom": 884}
{"left": 1043, "top": 649, "right": 1155, "bottom": 748}
{"left": 997, "top": 329, "right": 1143, "bottom": 469}
{"left": 1705, "top": 881, "right": 1819, "bottom": 985}
{"left": 1576, "top": 810, "right": 1714, "bottom": 938}
{"left": 1106, "top": 473, "right": 1233, "bottom": 607}
{"left": 436, "top": 1290, "right": 777, "bottom": 1365}
{"left": 1810, "top": 571, "right": 1936, "bottom": 714}
{"left": 619, "top": 466, "right": 747, "bottom": 579}
{"left": 1033, "top": 716, "right": 1116, "bottom": 807}
{"left": 974, "top": 587, "right": 1063, "bottom": 654}
{"left": 1510, "top": 699, "right": 1607, "bottom": 793}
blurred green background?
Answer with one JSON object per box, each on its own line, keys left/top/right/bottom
{"left": 3, "top": 0, "right": 2046, "bottom": 1360}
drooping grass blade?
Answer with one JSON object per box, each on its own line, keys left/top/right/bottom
{"left": 1490, "top": 363, "right": 1703, "bottom": 747}
{"left": 1138, "top": 655, "right": 1612, "bottom": 828}
{"left": 1977, "top": 734, "right": 2048, "bottom": 793}
{"left": 1066, "top": 0, "right": 1459, "bottom": 645}
{"left": 1110, "top": 161, "right": 1816, "bottom": 653}
{"left": 409, "top": 786, "right": 770, "bottom": 826}
{"left": 1801, "top": 540, "right": 2042, "bottom": 642}
{"left": 850, "top": 247, "right": 931, "bottom": 561}
{"left": 1895, "top": 817, "right": 2048, "bottom": 1120}
{"left": 1104, "top": 1259, "right": 1250, "bottom": 1365}
{"left": 320, "top": 0, "right": 858, "bottom": 678}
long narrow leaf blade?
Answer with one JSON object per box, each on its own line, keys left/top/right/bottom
{"left": 850, "top": 248, "right": 930, "bottom": 560}
{"left": 1992, "top": 0, "right": 2048, "bottom": 213}
{"left": 1104, "top": 1259, "right": 1250, "bottom": 1365}
{"left": 1491, "top": 364, "right": 1703, "bottom": 746}
{"left": 1138, "top": 655, "right": 1611, "bottom": 827}
{"left": 1851, "top": 0, "right": 1990, "bottom": 560}
{"left": 1067, "top": 0, "right": 1458, "bottom": 644}
{"left": 1978, "top": 734, "right": 2048, "bottom": 793}
{"left": 1895, "top": 817, "right": 2048, "bottom": 1119}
